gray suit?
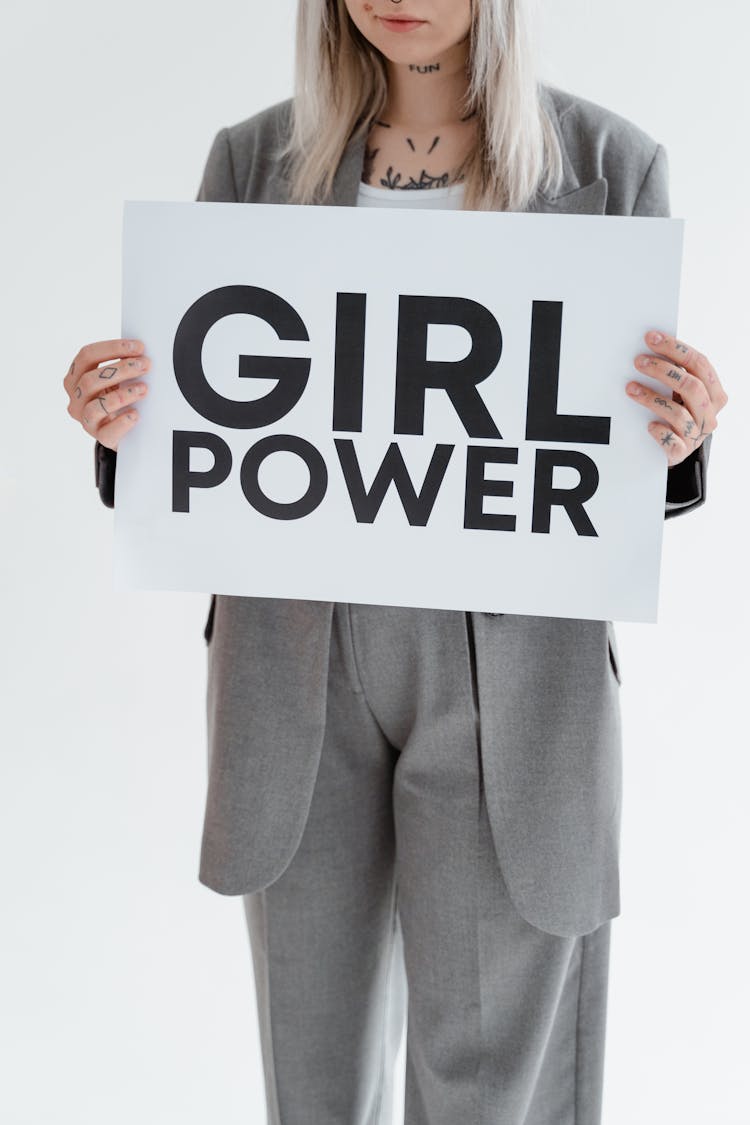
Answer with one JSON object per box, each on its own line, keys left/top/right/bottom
{"left": 94, "top": 82, "right": 711, "bottom": 1122}
{"left": 193, "top": 83, "right": 709, "bottom": 937}
{"left": 95, "top": 86, "right": 710, "bottom": 940}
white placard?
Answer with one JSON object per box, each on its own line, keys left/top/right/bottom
{"left": 114, "top": 200, "right": 684, "bottom": 622}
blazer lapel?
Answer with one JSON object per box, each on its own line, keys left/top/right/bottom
{"left": 529, "top": 177, "right": 608, "bottom": 215}
{"left": 527, "top": 85, "right": 608, "bottom": 216}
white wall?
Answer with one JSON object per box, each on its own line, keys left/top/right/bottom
{"left": 2, "top": 1, "right": 746, "bottom": 1122}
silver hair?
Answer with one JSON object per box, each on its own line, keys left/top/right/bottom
{"left": 281, "top": 0, "right": 564, "bottom": 211}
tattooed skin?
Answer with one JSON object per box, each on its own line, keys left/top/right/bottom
{"left": 674, "top": 340, "right": 689, "bottom": 354}
{"left": 67, "top": 362, "right": 74, "bottom": 378}
{"left": 74, "top": 386, "right": 82, "bottom": 399}
{"left": 690, "top": 418, "right": 707, "bottom": 447}
{"left": 660, "top": 431, "right": 675, "bottom": 447}
{"left": 99, "top": 366, "right": 117, "bottom": 380}
{"left": 683, "top": 419, "right": 695, "bottom": 436}
{"left": 381, "top": 166, "right": 454, "bottom": 189}
{"left": 665, "top": 367, "right": 684, "bottom": 382}
{"left": 365, "top": 111, "right": 477, "bottom": 189}
{"left": 97, "top": 395, "right": 111, "bottom": 415}
{"left": 409, "top": 63, "right": 440, "bottom": 73}
{"left": 654, "top": 396, "right": 673, "bottom": 410}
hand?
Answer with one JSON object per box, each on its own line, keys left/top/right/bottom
{"left": 626, "top": 330, "right": 728, "bottom": 466}
{"left": 64, "top": 338, "right": 150, "bottom": 451}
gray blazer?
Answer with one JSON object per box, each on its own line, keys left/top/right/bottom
{"left": 96, "top": 83, "right": 711, "bottom": 937}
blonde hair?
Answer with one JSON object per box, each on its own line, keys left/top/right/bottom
{"left": 282, "top": 0, "right": 564, "bottom": 211}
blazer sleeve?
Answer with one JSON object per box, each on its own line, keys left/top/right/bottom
{"left": 93, "top": 128, "right": 240, "bottom": 508}
{"left": 632, "top": 142, "right": 712, "bottom": 520}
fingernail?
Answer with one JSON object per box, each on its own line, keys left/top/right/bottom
{"left": 648, "top": 331, "right": 664, "bottom": 344}
{"left": 627, "top": 382, "right": 643, "bottom": 395}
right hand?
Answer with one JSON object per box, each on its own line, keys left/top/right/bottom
{"left": 64, "top": 338, "right": 151, "bottom": 451}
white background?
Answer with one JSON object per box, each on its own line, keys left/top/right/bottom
{"left": 1, "top": 1, "right": 746, "bottom": 1122}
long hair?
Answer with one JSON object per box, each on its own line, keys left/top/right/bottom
{"left": 282, "top": 0, "right": 564, "bottom": 211}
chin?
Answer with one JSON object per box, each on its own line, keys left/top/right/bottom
{"left": 369, "top": 28, "right": 443, "bottom": 63}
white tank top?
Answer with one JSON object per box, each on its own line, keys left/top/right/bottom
{"left": 356, "top": 180, "right": 466, "bottom": 210}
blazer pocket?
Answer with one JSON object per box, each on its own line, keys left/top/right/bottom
{"left": 606, "top": 620, "right": 622, "bottom": 686}
{"left": 204, "top": 594, "right": 217, "bottom": 644}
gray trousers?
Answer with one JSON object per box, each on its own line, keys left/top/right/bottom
{"left": 243, "top": 603, "right": 611, "bottom": 1125}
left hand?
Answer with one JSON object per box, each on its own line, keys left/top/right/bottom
{"left": 626, "top": 330, "right": 729, "bottom": 466}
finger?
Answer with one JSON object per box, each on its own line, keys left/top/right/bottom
{"left": 647, "top": 420, "right": 691, "bottom": 466}
{"left": 64, "top": 338, "right": 145, "bottom": 393}
{"left": 74, "top": 380, "right": 149, "bottom": 431}
{"left": 632, "top": 354, "right": 718, "bottom": 448}
{"left": 642, "top": 330, "right": 728, "bottom": 409}
{"left": 94, "top": 408, "right": 141, "bottom": 451}
{"left": 71, "top": 355, "right": 151, "bottom": 414}
{"left": 625, "top": 380, "right": 697, "bottom": 441}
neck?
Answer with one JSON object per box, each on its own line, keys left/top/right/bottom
{"left": 382, "top": 39, "right": 472, "bottom": 129}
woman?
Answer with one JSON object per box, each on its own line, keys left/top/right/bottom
{"left": 63, "top": 2, "right": 727, "bottom": 1123}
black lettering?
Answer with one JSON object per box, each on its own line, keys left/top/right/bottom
{"left": 525, "top": 301, "right": 610, "bottom": 444}
{"left": 531, "top": 449, "right": 599, "bottom": 535}
{"left": 332, "top": 292, "right": 367, "bottom": 432}
{"left": 240, "top": 434, "right": 327, "bottom": 520}
{"left": 463, "top": 445, "right": 519, "bottom": 531}
{"left": 335, "top": 439, "right": 454, "bottom": 525}
{"left": 172, "top": 430, "right": 232, "bottom": 513}
{"left": 394, "top": 296, "right": 502, "bottom": 438}
{"left": 173, "top": 285, "right": 311, "bottom": 428}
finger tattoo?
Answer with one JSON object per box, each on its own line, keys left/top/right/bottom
{"left": 654, "top": 396, "right": 673, "bottom": 410}
{"left": 98, "top": 366, "right": 117, "bottom": 380}
{"left": 74, "top": 386, "right": 82, "bottom": 399}
{"left": 97, "top": 395, "right": 111, "bottom": 415}
{"left": 674, "top": 340, "right": 689, "bottom": 354}
{"left": 683, "top": 419, "right": 695, "bottom": 436}
{"left": 660, "top": 431, "right": 675, "bottom": 447}
{"left": 691, "top": 418, "right": 707, "bottom": 447}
